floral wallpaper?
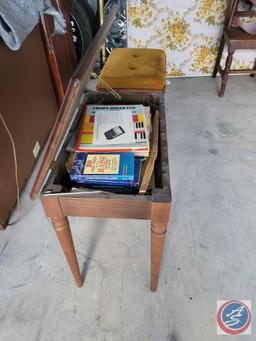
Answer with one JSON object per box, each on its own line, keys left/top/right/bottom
{"left": 127, "top": 0, "right": 256, "bottom": 77}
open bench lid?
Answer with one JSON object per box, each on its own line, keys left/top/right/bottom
{"left": 30, "top": 4, "right": 118, "bottom": 200}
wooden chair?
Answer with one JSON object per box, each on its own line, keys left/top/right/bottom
{"left": 212, "top": 0, "right": 256, "bottom": 97}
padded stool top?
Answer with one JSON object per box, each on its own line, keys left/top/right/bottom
{"left": 98, "top": 48, "right": 166, "bottom": 91}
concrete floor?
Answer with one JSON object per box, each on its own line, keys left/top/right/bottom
{"left": 1, "top": 76, "right": 256, "bottom": 341}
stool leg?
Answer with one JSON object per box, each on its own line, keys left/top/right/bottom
{"left": 219, "top": 50, "right": 234, "bottom": 97}
{"left": 150, "top": 202, "right": 171, "bottom": 292}
{"left": 51, "top": 215, "right": 82, "bottom": 287}
{"left": 212, "top": 35, "right": 225, "bottom": 78}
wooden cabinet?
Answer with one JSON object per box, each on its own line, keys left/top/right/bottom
{"left": 0, "top": 26, "right": 60, "bottom": 228}
{"left": 0, "top": 1, "right": 77, "bottom": 228}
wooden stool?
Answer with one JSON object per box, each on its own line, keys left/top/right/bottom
{"left": 213, "top": 0, "right": 256, "bottom": 97}
{"left": 97, "top": 48, "right": 166, "bottom": 92}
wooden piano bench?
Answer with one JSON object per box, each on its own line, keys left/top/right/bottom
{"left": 30, "top": 5, "right": 172, "bottom": 292}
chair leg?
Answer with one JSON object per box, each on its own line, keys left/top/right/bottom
{"left": 212, "top": 35, "right": 225, "bottom": 78}
{"left": 51, "top": 215, "right": 83, "bottom": 287}
{"left": 219, "top": 50, "right": 234, "bottom": 97}
{"left": 249, "top": 58, "right": 256, "bottom": 77}
{"left": 150, "top": 202, "right": 171, "bottom": 292}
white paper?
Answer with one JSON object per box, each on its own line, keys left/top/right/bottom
{"left": 93, "top": 108, "right": 135, "bottom": 145}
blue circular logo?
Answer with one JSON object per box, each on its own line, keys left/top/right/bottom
{"left": 217, "top": 300, "right": 251, "bottom": 335}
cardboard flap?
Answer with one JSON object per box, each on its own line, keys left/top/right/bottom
{"left": 30, "top": 4, "right": 118, "bottom": 200}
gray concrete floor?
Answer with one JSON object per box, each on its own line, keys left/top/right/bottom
{"left": 1, "top": 76, "right": 256, "bottom": 341}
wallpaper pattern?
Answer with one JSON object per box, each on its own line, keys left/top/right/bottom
{"left": 127, "top": 0, "right": 256, "bottom": 77}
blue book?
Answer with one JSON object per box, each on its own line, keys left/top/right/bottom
{"left": 70, "top": 152, "right": 134, "bottom": 182}
{"left": 79, "top": 158, "right": 142, "bottom": 188}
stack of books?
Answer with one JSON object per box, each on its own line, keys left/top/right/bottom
{"left": 70, "top": 152, "right": 142, "bottom": 192}
{"left": 69, "top": 104, "right": 151, "bottom": 193}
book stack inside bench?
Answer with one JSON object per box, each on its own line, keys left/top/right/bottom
{"left": 67, "top": 104, "right": 154, "bottom": 194}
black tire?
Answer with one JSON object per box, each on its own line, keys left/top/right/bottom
{"left": 80, "top": 0, "right": 98, "bottom": 35}
{"left": 67, "top": 0, "right": 94, "bottom": 61}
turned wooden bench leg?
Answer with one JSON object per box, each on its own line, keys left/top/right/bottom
{"left": 150, "top": 202, "right": 171, "bottom": 292}
{"left": 51, "top": 215, "right": 82, "bottom": 288}
{"left": 151, "top": 228, "right": 167, "bottom": 292}
{"left": 41, "top": 197, "right": 82, "bottom": 288}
